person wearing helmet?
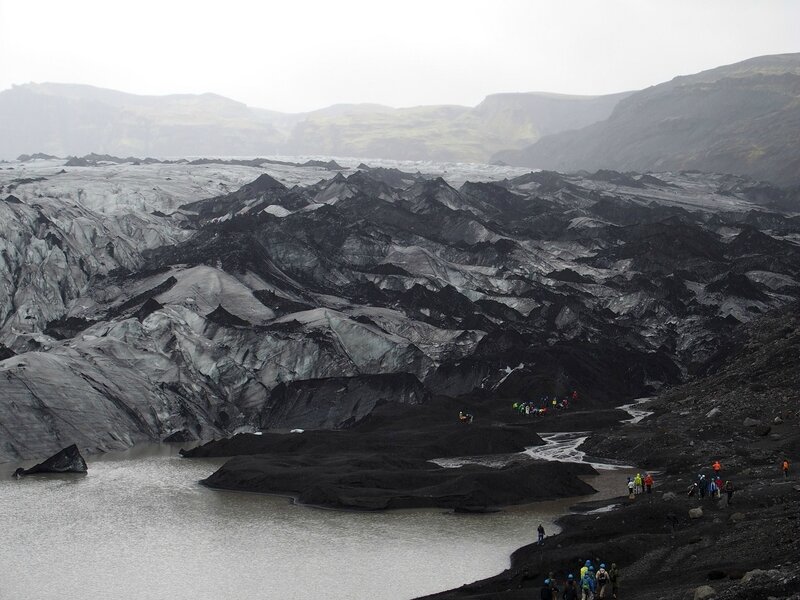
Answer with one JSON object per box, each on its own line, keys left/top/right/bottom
{"left": 580, "top": 559, "right": 592, "bottom": 580}
{"left": 541, "top": 578, "right": 554, "bottom": 600}
{"left": 595, "top": 564, "right": 610, "bottom": 599}
{"left": 581, "top": 566, "right": 596, "bottom": 600}
{"left": 563, "top": 573, "right": 579, "bottom": 600}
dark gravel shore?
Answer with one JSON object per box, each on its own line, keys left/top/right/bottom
{"left": 416, "top": 305, "right": 800, "bottom": 600}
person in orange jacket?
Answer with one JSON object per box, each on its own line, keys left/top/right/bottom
{"left": 783, "top": 459, "right": 790, "bottom": 479}
{"left": 712, "top": 460, "right": 722, "bottom": 475}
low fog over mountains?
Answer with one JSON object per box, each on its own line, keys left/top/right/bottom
{"left": 0, "top": 83, "right": 627, "bottom": 164}
{"left": 3, "top": 53, "right": 799, "bottom": 185}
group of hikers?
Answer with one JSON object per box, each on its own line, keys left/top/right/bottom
{"left": 687, "top": 473, "right": 734, "bottom": 503}
{"left": 536, "top": 526, "right": 618, "bottom": 599}
{"left": 686, "top": 461, "right": 731, "bottom": 502}
{"left": 513, "top": 391, "right": 578, "bottom": 417}
{"left": 538, "top": 559, "right": 619, "bottom": 600}
{"left": 626, "top": 472, "right": 654, "bottom": 498}
{"left": 685, "top": 459, "right": 791, "bottom": 502}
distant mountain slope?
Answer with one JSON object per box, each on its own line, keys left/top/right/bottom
{"left": 0, "top": 83, "right": 286, "bottom": 158}
{"left": 494, "top": 53, "right": 800, "bottom": 185}
{"left": 0, "top": 83, "right": 627, "bottom": 162}
{"left": 283, "top": 92, "right": 631, "bottom": 162}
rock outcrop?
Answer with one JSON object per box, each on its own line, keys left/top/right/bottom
{"left": 13, "top": 444, "right": 87, "bottom": 476}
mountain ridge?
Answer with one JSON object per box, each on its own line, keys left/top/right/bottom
{"left": 494, "top": 52, "right": 800, "bottom": 185}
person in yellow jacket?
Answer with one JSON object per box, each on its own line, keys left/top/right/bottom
{"left": 633, "top": 473, "right": 643, "bottom": 495}
{"left": 580, "top": 559, "right": 592, "bottom": 580}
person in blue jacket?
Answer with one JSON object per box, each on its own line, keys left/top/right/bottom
{"left": 581, "top": 565, "right": 596, "bottom": 600}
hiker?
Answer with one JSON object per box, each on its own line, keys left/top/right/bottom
{"left": 595, "top": 564, "right": 610, "bottom": 599}
{"left": 633, "top": 473, "right": 643, "bottom": 495}
{"left": 550, "top": 576, "right": 560, "bottom": 599}
{"left": 627, "top": 477, "right": 635, "bottom": 499}
{"left": 541, "top": 578, "right": 554, "bottom": 600}
{"left": 609, "top": 563, "right": 619, "bottom": 599}
{"left": 783, "top": 459, "right": 790, "bottom": 479}
{"left": 580, "top": 560, "right": 592, "bottom": 580}
{"left": 563, "top": 574, "right": 579, "bottom": 600}
{"left": 723, "top": 480, "right": 735, "bottom": 505}
{"left": 712, "top": 460, "right": 722, "bottom": 476}
{"left": 572, "top": 390, "right": 578, "bottom": 400}
{"left": 537, "top": 523, "right": 545, "bottom": 545}
{"left": 581, "top": 566, "right": 596, "bottom": 600}
{"left": 644, "top": 473, "right": 654, "bottom": 494}
{"left": 714, "top": 476, "right": 723, "bottom": 497}
{"left": 698, "top": 475, "right": 707, "bottom": 499}
{"left": 687, "top": 482, "right": 698, "bottom": 497}
{"left": 708, "top": 478, "right": 718, "bottom": 499}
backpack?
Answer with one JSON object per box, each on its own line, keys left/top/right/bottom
{"left": 597, "top": 570, "right": 608, "bottom": 584}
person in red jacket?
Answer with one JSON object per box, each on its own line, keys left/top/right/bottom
{"left": 643, "top": 473, "right": 654, "bottom": 502}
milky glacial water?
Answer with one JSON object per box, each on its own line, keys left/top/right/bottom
{"left": 0, "top": 443, "right": 635, "bottom": 600}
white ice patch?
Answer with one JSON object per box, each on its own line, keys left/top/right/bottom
{"left": 155, "top": 265, "right": 275, "bottom": 324}
{"left": 494, "top": 363, "right": 525, "bottom": 389}
{"left": 262, "top": 205, "right": 291, "bottom": 217}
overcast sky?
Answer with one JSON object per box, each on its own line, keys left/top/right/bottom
{"left": 1, "top": 0, "right": 798, "bottom": 112}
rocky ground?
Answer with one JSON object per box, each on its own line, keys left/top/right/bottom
{"left": 180, "top": 397, "right": 614, "bottom": 510}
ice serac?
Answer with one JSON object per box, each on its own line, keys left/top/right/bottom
{"left": 261, "top": 373, "right": 430, "bottom": 430}
{"left": 14, "top": 444, "right": 87, "bottom": 476}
